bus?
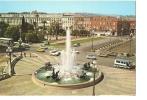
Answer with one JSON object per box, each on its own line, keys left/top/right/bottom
{"left": 0, "top": 38, "right": 13, "bottom": 47}
{"left": 113, "top": 58, "right": 135, "bottom": 69}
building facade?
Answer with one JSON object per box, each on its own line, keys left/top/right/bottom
{"left": 61, "top": 14, "right": 75, "bottom": 30}
{"left": 0, "top": 11, "right": 136, "bottom": 36}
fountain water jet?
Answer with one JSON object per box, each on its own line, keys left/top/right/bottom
{"left": 60, "top": 27, "right": 75, "bottom": 72}
{"left": 58, "top": 27, "right": 81, "bottom": 80}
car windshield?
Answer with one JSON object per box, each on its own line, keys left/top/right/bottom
{"left": 89, "top": 55, "right": 95, "bottom": 56}
{"left": 51, "top": 50, "right": 57, "bottom": 53}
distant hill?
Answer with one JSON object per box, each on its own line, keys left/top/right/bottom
{"left": 0, "top": 11, "right": 136, "bottom": 18}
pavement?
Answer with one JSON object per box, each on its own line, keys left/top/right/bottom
{"left": 0, "top": 51, "right": 135, "bottom": 95}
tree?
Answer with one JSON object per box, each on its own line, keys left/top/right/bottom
{"left": 117, "top": 20, "right": 130, "bottom": 36}
{"left": 35, "top": 14, "right": 39, "bottom": 27}
{"left": 59, "top": 29, "right": 66, "bottom": 36}
{"left": 25, "top": 31, "right": 44, "bottom": 43}
{"left": 41, "top": 20, "right": 47, "bottom": 40}
{"left": 50, "top": 22, "right": 60, "bottom": 40}
{"left": 47, "top": 27, "right": 52, "bottom": 40}
{"left": 21, "top": 16, "right": 34, "bottom": 33}
{"left": 42, "top": 20, "right": 47, "bottom": 30}
{"left": 79, "top": 29, "right": 90, "bottom": 37}
{"left": 4, "top": 26, "right": 20, "bottom": 41}
{"left": 0, "top": 21, "right": 9, "bottom": 37}
{"left": 72, "top": 29, "right": 79, "bottom": 38}
{"left": 25, "top": 32, "right": 38, "bottom": 43}
{"left": 37, "top": 32, "right": 44, "bottom": 42}
{"left": 21, "top": 16, "right": 26, "bottom": 32}
{"left": 26, "top": 23, "right": 34, "bottom": 31}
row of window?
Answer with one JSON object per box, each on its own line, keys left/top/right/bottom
{"left": 116, "top": 60, "right": 129, "bottom": 65}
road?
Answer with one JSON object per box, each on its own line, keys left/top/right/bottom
{"left": 0, "top": 36, "right": 136, "bottom": 95}
{"left": 28, "top": 37, "right": 117, "bottom": 67}
{"left": 74, "top": 37, "right": 121, "bottom": 67}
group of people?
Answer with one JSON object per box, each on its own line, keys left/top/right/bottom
{"left": 20, "top": 52, "right": 30, "bottom": 57}
{"left": 15, "top": 52, "right": 32, "bottom": 58}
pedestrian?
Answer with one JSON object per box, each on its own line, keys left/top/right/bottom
{"left": 30, "top": 52, "right": 31, "bottom": 57}
{"left": 24, "top": 52, "right": 26, "bottom": 57}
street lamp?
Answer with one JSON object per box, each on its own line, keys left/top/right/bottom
{"left": 130, "top": 32, "right": 133, "bottom": 56}
{"left": 120, "top": 28, "right": 124, "bottom": 41}
{"left": 121, "top": 28, "right": 124, "bottom": 36}
{"left": 18, "top": 28, "right": 23, "bottom": 56}
{"left": 6, "top": 46, "right": 12, "bottom": 76}
{"left": 92, "top": 60, "right": 97, "bottom": 96}
{"left": 0, "top": 28, "right": 1, "bottom": 34}
{"left": 91, "top": 29, "right": 95, "bottom": 52}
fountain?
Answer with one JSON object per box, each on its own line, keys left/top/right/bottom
{"left": 60, "top": 27, "right": 76, "bottom": 75}
{"left": 32, "top": 27, "right": 103, "bottom": 89}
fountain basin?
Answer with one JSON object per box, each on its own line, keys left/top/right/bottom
{"left": 32, "top": 66, "right": 103, "bottom": 89}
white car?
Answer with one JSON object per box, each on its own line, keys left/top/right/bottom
{"left": 75, "top": 50, "right": 80, "bottom": 54}
{"left": 72, "top": 50, "right": 80, "bottom": 54}
{"left": 14, "top": 42, "right": 30, "bottom": 48}
{"left": 86, "top": 54, "right": 97, "bottom": 60}
{"left": 21, "top": 43, "right": 30, "bottom": 48}
{"left": 49, "top": 50, "right": 60, "bottom": 56}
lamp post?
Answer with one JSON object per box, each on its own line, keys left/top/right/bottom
{"left": 6, "top": 46, "right": 12, "bottom": 76}
{"left": 0, "top": 28, "right": 1, "bottom": 34}
{"left": 121, "top": 27, "right": 124, "bottom": 40}
{"left": 121, "top": 28, "right": 123, "bottom": 36}
{"left": 18, "top": 28, "right": 22, "bottom": 56}
{"left": 91, "top": 29, "right": 94, "bottom": 52}
{"left": 130, "top": 32, "right": 133, "bottom": 56}
{"left": 92, "top": 60, "right": 97, "bottom": 96}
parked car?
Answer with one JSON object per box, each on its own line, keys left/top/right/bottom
{"left": 74, "top": 50, "right": 80, "bottom": 54}
{"left": 21, "top": 43, "right": 30, "bottom": 48}
{"left": 73, "top": 43, "right": 80, "bottom": 47}
{"left": 86, "top": 54, "right": 97, "bottom": 60}
{"left": 36, "top": 48, "right": 45, "bottom": 52}
{"left": 40, "top": 46, "right": 48, "bottom": 50}
{"left": 44, "top": 41, "right": 50, "bottom": 45}
{"left": 49, "top": 50, "right": 60, "bottom": 56}
{"left": 14, "top": 42, "right": 30, "bottom": 48}
{"left": 72, "top": 50, "right": 80, "bottom": 54}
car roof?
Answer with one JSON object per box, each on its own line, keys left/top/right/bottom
{"left": 51, "top": 50, "right": 58, "bottom": 52}
{"left": 115, "top": 58, "right": 130, "bottom": 62}
{"left": 88, "top": 54, "right": 96, "bottom": 56}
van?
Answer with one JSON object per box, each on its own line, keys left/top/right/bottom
{"left": 114, "top": 58, "right": 133, "bottom": 69}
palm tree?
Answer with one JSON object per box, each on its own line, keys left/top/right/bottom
{"left": 46, "top": 27, "right": 51, "bottom": 41}
{"left": 42, "top": 20, "right": 47, "bottom": 31}
{"left": 41, "top": 20, "right": 47, "bottom": 39}
{"left": 35, "top": 13, "right": 39, "bottom": 27}
{"left": 50, "top": 21, "right": 60, "bottom": 40}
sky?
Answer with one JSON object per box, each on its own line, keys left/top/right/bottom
{"left": 0, "top": 0, "right": 136, "bottom": 15}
